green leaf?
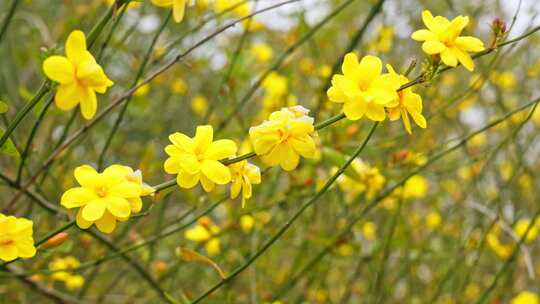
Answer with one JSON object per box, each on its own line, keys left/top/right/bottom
{"left": 0, "top": 128, "right": 20, "bottom": 158}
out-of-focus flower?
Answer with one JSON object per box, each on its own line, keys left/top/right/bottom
{"left": 250, "top": 43, "right": 273, "bottom": 63}
{"left": 228, "top": 160, "right": 261, "bottom": 207}
{"left": 512, "top": 291, "right": 539, "bottom": 304}
{"left": 185, "top": 217, "right": 221, "bottom": 256}
{"left": 402, "top": 175, "right": 428, "bottom": 199}
{"left": 362, "top": 222, "right": 377, "bottom": 240}
{"left": 263, "top": 72, "right": 288, "bottom": 97}
{"left": 386, "top": 65, "right": 427, "bottom": 134}
{"left": 43, "top": 30, "right": 114, "bottom": 119}
{"left": 490, "top": 71, "right": 516, "bottom": 90}
{"left": 49, "top": 256, "right": 85, "bottom": 290}
{"left": 164, "top": 125, "right": 237, "bottom": 192}
{"left": 0, "top": 214, "right": 36, "bottom": 262}
{"left": 61, "top": 165, "right": 152, "bottom": 233}
{"left": 327, "top": 53, "right": 400, "bottom": 121}
{"left": 486, "top": 224, "right": 512, "bottom": 258}
{"left": 240, "top": 215, "right": 255, "bottom": 233}
{"left": 336, "top": 159, "right": 385, "bottom": 200}
{"left": 191, "top": 95, "right": 208, "bottom": 116}
{"left": 151, "top": 0, "right": 188, "bottom": 23}
{"left": 170, "top": 78, "right": 187, "bottom": 95}
{"left": 250, "top": 106, "right": 317, "bottom": 171}
{"left": 513, "top": 218, "right": 540, "bottom": 243}
{"left": 370, "top": 25, "right": 394, "bottom": 53}
{"left": 411, "top": 10, "right": 485, "bottom": 71}
{"left": 426, "top": 211, "right": 442, "bottom": 229}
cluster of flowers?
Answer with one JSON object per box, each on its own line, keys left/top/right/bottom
{"left": 2, "top": 9, "right": 488, "bottom": 265}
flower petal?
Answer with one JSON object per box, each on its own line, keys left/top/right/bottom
{"left": 95, "top": 211, "right": 117, "bottom": 234}
{"left": 177, "top": 171, "right": 199, "bottom": 189}
{"left": 82, "top": 200, "right": 106, "bottom": 222}
{"left": 79, "top": 88, "right": 97, "bottom": 120}
{"left": 343, "top": 99, "right": 367, "bottom": 120}
{"left": 65, "top": 30, "right": 88, "bottom": 63}
{"left": 55, "top": 83, "right": 81, "bottom": 111}
{"left": 106, "top": 197, "right": 131, "bottom": 218}
{"left": 204, "top": 139, "right": 237, "bottom": 160}
{"left": 76, "top": 209, "right": 93, "bottom": 229}
{"left": 194, "top": 125, "right": 213, "bottom": 151}
{"left": 109, "top": 182, "right": 141, "bottom": 198}
{"left": 422, "top": 40, "right": 446, "bottom": 54}
{"left": 201, "top": 160, "right": 231, "bottom": 184}
{"left": 61, "top": 187, "right": 96, "bottom": 208}
{"left": 43, "top": 56, "right": 74, "bottom": 84}
{"left": 74, "top": 165, "right": 98, "bottom": 187}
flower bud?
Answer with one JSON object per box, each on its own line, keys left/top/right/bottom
{"left": 42, "top": 232, "right": 69, "bottom": 249}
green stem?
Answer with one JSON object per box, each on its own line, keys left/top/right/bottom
{"left": 0, "top": 0, "right": 20, "bottom": 44}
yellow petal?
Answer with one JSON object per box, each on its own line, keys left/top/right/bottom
{"left": 422, "top": 40, "right": 446, "bottom": 54}
{"left": 364, "top": 104, "right": 386, "bottom": 121}
{"left": 0, "top": 244, "right": 18, "bottom": 261}
{"left": 109, "top": 181, "right": 141, "bottom": 198}
{"left": 201, "top": 160, "right": 231, "bottom": 184}
{"left": 43, "top": 56, "right": 74, "bottom": 84}
{"left": 290, "top": 136, "right": 316, "bottom": 158}
{"left": 169, "top": 132, "right": 194, "bottom": 152}
{"left": 440, "top": 48, "right": 457, "bottom": 67}
{"left": 61, "top": 187, "right": 96, "bottom": 208}
{"left": 79, "top": 88, "right": 97, "bottom": 120}
{"left": 95, "top": 211, "right": 117, "bottom": 234}
{"left": 65, "top": 30, "right": 88, "bottom": 63}
{"left": 194, "top": 125, "right": 213, "bottom": 151}
{"left": 15, "top": 240, "right": 36, "bottom": 258}
{"left": 173, "top": 0, "right": 186, "bottom": 22}
{"left": 164, "top": 157, "right": 182, "bottom": 174}
{"left": 401, "top": 109, "right": 412, "bottom": 134}
{"left": 343, "top": 99, "right": 367, "bottom": 120}
{"left": 82, "top": 200, "right": 106, "bottom": 222}
{"left": 76, "top": 209, "right": 93, "bottom": 229}
{"left": 205, "top": 139, "right": 238, "bottom": 160}
{"left": 177, "top": 171, "right": 199, "bottom": 188}
{"left": 74, "top": 165, "right": 98, "bottom": 187}
{"left": 129, "top": 197, "right": 143, "bottom": 213}
{"left": 455, "top": 36, "right": 485, "bottom": 52}
{"left": 453, "top": 48, "right": 475, "bottom": 71}
{"left": 280, "top": 145, "right": 299, "bottom": 171}
{"left": 230, "top": 179, "right": 242, "bottom": 199}
{"left": 55, "top": 83, "right": 81, "bottom": 111}
{"left": 411, "top": 29, "right": 436, "bottom": 41}
{"left": 200, "top": 174, "right": 216, "bottom": 192}
{"left": 106, "top": 197, "right": 131, "bottom": 218}
{"left": 178, "top": 153, "right": 200, "bottom": 174}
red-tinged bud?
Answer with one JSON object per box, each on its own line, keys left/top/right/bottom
{"left": 42, "top": 232, "right": 69, "bottom": 249}
{"left": 392, "top": 149, "right": 410, "bottom": 162}
{"left": 346, "top": 124, "right": 359, "bottom": 136}
{"left": 199, "top": 216, "right": 212, "bottom": 227}
{"left": 491, "top": 17, "right": 507, "bottom": 48}
{"left": 304, "top": 177, "right": 314, "bottom": 186}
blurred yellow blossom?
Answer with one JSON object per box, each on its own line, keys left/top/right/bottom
{"left": 191, "top": 95, "right": 209, "bottom": 116}
{"left": 512, "top": 291, "right": 539, "bottom": 304}
{"left": 151, "top": 0, "right": 188, "bottom": 23}
{"left": 250, "top": 43, "right": 273, "bottom": 63}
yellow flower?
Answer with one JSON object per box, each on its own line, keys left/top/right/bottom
{"left": 411, "top": 10, "right": 485, "bottom": 71}
{"left": 191, "top": 95, "right": 209, "bottom": 117}
{"left": 42, "top": 30, "right": 114, "bottom": 120}
{"left": 49, "top": 256, "right": 85, "bottom": 289}
{"left": 240, "top": 215, "right": 255, "bottom": 233}
{"left": 263, "top": 72, "right": 288, "bottom": 97}
{"left": 151, "top": 0, "right": 188, "bottom": 23}
{"left": 336, "top": 159, "right": 385, "bottom": 200}
{"left": 185, "top": 217, "right": 221, "bottom": 256}
{"left": 214, "top": 0, "right": 250, "bottom": 17}
{"left": 65, "top": 275, "right": 85, "bottom": 290}
{"left": 170, "top": 78, "right": 187, "bottom": 95}
{"left": 426, "top": 211, "right": 442, "bottom": 229}
{"left": 249, "top": 106, "right": 317, "bottom": 171}
{"left": 250, "top": 43, "right": 273, "bottom": 63}
{"left": 512, "top": 291, "right": 539, "bottom": 304}
{"left": 362, "top": 222, "right": 377, "bottom": 240}
{"left": 327, "top": 53, "right": 400, "bottom": 121}
{"left": 0, "top": 214, "right": 36, "bottom": 262}
{"left": 164, "top": 125, "right": 237, "bottom": 192}
{"left": 486, "top": 224, "right": 512, "bottom": 258}
{"left": 61, "top": 165, "right": 152, "bottom": 233}
{"left": 514, "top": 218, "right": 540, "bottom": 243}
{"left": 370, "top": 25, "right": 394, "bottom": 53}
{"left": 402, "top": 175, "right": 428, "bottom": 199}
{"left": 228, "top": 160, "right": 261, "bottom": 207}
{"left": 386, "top": 65, "right": 427, "bottom": 134}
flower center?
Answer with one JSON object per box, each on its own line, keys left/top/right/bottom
{"left": 96, "top": 186, "right": 108, "bottom": 198}
{"left": 278, "top": 129, "right": 290, "bottom": 143}
{"left": 0, "top": 239, "right": 14, "bottom": 246}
